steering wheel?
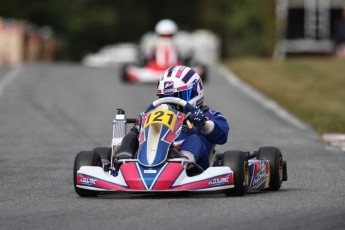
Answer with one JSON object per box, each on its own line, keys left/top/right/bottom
{"left": 145, "top": 97, "right": 194, "bottom": 113}
{"left": 145, "top": 97, "right": 199, "bottom": 132}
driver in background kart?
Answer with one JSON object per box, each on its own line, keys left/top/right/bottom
{"left": 117, "top": 66, "right": 228, "bottom": 170}
{"left": 141, "top": 19, "right": 183, "bottom": 69}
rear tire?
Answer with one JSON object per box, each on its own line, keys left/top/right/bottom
{"left": 222, "top": 151, "right": 249, "bottom": 196}
{"left": 257, "top": 146, "right": 283, "bottom": 191}
{"left": 73, "top": 151, "right": 102, "bottom": 197}
{"left": 199, "top": 64, "right": 208, "bottom": 83}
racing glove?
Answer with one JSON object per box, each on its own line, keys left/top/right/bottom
{"left": 185, "top": 104, "right": 215, "bottom": 135}
{"left": 188, "top": 107, "right": 206, "bottom": 130}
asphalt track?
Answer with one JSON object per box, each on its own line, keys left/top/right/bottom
{"left": 0, "top": 63, "right": 344, "bottom": 230}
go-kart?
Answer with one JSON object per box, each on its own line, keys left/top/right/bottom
{"left": 120, "top": 41, "right": 207, "bottom": 83}
{"left": 73, "top": 98, "right": 287, "bottom": 197}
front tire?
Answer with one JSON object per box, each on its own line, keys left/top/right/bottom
{"left": 222, "top": 151, "right": 249, "bottom": 196}
{"left": 257, "top": 146, "right": 283, "bottom": 191}
{"left": 73, "top": 151, "right": 102, "bottom": 197}
{"left": 120, "top": 63, "right": 129, "bottom": 82}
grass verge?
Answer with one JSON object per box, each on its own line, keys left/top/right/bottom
{"left": 224, "top": 57, "right": 345, "bottom": 134}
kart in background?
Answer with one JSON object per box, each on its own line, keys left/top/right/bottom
{"left": 120, "top": 41, "right": 207, "bottom": 83}
{"left": 73, "top": 98, "right": 287, "bottom": 197}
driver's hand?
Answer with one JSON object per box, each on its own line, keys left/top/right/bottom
{"left": 188, "top": 107, "right": 206, "bottom": 129}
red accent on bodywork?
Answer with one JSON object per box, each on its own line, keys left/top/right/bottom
{"left": 120, "top": 163, "right": 146, "bottom": 190}
{"left": 152, "top": 163, "right": 184, "bottom": 190}
{"left": 146, "top": 60, "right": 182, "bottom": 72}
{"left": 163, "top": 112, "right": 184, "bottom": 143}
{"left": 254, "top": 161, "right": 261, "bottom": 174}
{"left": 126, "top": 67, "right": 140, "bottom": 82}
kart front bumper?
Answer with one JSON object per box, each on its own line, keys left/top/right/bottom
{"left": 77, "top": 162, "right": 234, "bottom": 192}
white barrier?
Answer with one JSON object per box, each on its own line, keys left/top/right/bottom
{"left": 82, "top": 30, "right": 221, "bottom": 67}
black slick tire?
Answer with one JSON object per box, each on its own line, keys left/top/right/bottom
{"left": 257, "top": 146, "right": 283, "bottom": 191}
{"left": 223, "top": 151, "right": 249, "bottom": 196}
{"left": 200, "top": 64, "right": 208, "bottom": 83}
{"left": 73, "top": 151, "right": 102, "bottom": 197}
{"left": 120, "top": 63, "right": 129, "bottom": 82}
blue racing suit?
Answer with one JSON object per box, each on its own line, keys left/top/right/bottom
{"left": 176, "top": 106, "right": 229, "bottom": 169}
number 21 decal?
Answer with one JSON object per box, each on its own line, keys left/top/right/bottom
{"left": 144, "top": 110, "right": 176, "bottom": 130}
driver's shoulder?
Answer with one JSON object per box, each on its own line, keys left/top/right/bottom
{"left": 201, "top": 105, "right": 224, "bottom": 118}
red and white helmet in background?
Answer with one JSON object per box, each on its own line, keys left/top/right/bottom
{"left": 155, "top": 19, "right": 178, "bottom": 37}
{"left": 157, "top": 66, "right": 204, "bottom": 107}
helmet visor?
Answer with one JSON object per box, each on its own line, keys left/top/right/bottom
{"left": 158, "top": 87, "right": 197, "bottom": 101}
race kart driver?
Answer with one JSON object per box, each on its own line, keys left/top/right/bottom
{"left": 116, "top": 66, "right": 229, "bottom": 170}
{"left": 155, "top": 66, "right": 229, "bottom": 169}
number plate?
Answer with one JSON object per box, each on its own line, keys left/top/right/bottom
{"left": 144, "top": 110, "right": 177, "bottom": 130}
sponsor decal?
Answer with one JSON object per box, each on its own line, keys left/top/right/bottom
{"left": 144, "top": 169, "right": 157, "bottom": 174}
{"left": 208, "top": 176, "right": 229, "bottom": 186}
{"left": 165, "top": 82, "right": 173, "bottom": 88}
{"left": 80, "top": 177, "right": 97, "bottom": 185}
{"left": 164, "top": 89, "right": 174, "bottom": 94}
{"left": 196, "top": 97, "right": 204, "bottom": 107}
{"left": 252, "top": 162, "right": 268, "bottom": 186}
{"left": 163, "top": 81, "right": 174, "bottom": 94}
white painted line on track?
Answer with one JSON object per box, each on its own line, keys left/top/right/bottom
{"left": 0, "top": 66, "right": 23, "bottom": 97}
{"left": 218, "top": 64, "right": 310, "bottom": 130}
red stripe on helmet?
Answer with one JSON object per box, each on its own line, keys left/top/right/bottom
{"left": 177, "top": 85, "right": 188, "bottom": 91}
{"left": 176, "top": 66, "right": 186, "bottom": 78}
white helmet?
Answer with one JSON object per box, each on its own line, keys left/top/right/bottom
{"left": 155, "top": 19, "right": 178, "bottom": 36}
{"left": 157, "top": 66, "right": 204, "bottom": 107}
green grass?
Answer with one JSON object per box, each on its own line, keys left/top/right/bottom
{"left": 224, "top": 57, "right": 345, "bottom": 134}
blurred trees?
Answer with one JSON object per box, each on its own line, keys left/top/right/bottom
{"left": 197, "top": 0, "right": 276, "bottom": 57}
{"left": 0, "top": 0, "right": 276, "bottom": 60}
